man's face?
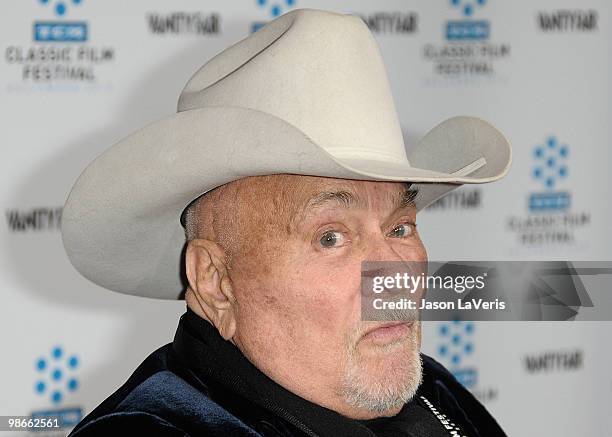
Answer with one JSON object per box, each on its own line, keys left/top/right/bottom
{"left": 211, "top": 175, "right": 427, "bottom": 419}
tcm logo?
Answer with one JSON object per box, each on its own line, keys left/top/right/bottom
{"left": 251, "top": 0, "right": 296, "bottom": 33}
{"left": 446, "top": 0, "right": 489, "bottom": 41}
{"left": 436, "top": 320, "right": 478, "bottom": 388}
{"left": 32, "top": 345, "right": 83, "bottom": 428}
{"left": 34, "top": 0, "right": 87, "bottom": 42}
{"left": 529, "top": 136, "right": 571, "bottom": 212}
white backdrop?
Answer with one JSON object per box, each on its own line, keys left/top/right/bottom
{"left": 1, "top": 1, "right": 610, "bottom": 436}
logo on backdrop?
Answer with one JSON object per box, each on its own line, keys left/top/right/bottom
{"left": 435, "top": 320, "right": 498, "bottom": 402}
{"left": 422, "top": 0, "right": 510, "bottom": 82}
{"left": 506, "top": 135, "right": 590, "bottom": 247}
{"left": 529, "top": 136, "right": 570, "bottom": 212}
{"left": 251, "top": 0, "right": 297, "bottom": 33}
{"left": 5, "top": 207, "right": 62, "bottom": 232}
{"left": 436, "top": 320, "right": 477, "bottom": 388}
{"left": 537, "top": 9, "right": 598, "bottom": 33}
{"left": 427, "top": 187, "right": 482, "bottom": 211}
{"left": 146, "top": 11, "right": 221, "bottom": 36}
{"left": 446, "top": 0, "right": 489, "bottom": 40}
{"left": 3, "top": 0, "right": 115, "bottom": 89}
{"left": 524, "top": 349, "right": 583, "bottom": 373}
{"left": 33, "top": 0, "right": 87, "bottom": 42}
{"left": 29, "top": 345, "right": 83, "bottom": 434}
{"left": 437, "top": 320, "right": 478, "bottom": 389}
{"left": 354, "top": 12, "right": 418, "bottom": 35}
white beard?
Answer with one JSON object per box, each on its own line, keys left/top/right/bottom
{"left": 339, "top": 331, "right": 423, "bottom": 414}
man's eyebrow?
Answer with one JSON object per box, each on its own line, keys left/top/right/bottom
{"left": 303, "top": 183, "right": 418, "bottom": 211}
{"left": 305, "top": 190, "right": 360, "bottom": 210}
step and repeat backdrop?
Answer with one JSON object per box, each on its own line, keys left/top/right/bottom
{"left": 1, "top": 1, "right": 610, "bottom": 436}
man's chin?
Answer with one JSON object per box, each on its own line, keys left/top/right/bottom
{"left": 340, "top": 344, "right": 423, "bottom": 415}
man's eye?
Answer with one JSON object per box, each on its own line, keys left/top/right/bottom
{"left": 320, "top": 231, "right": 344, "bottom": 248}
{"left": 389, "top": 223, "right": 415, "bottom": 238}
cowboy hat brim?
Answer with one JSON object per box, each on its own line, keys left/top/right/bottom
{"left": 61, "top": 107, "right": 511, "bottom": 299}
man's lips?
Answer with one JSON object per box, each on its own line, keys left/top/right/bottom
{"left": 361, "top": 321, "right": 414, "bottom": 344}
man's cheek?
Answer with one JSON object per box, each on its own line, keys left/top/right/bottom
{"left": 302, "top": 267, "right": 361, "bottom": 324}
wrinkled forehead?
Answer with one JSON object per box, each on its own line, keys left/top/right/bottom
{"left": 230, "top": 175, "right": 414, "bottom": 224}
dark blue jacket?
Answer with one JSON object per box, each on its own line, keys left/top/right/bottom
{"left": 68, "top": 309, "right": 506, "bottom": 436}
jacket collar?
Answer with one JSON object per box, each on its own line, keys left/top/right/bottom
{"left": 170, "top": 308, "right": 497, "bottom": 437}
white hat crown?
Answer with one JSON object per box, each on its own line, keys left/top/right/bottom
{"left": 177, "top": 9, "right": 408, "bottom": 163}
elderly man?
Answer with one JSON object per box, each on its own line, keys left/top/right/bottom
{"left": 62, "top": 8, "right": 510, "bottom": 437}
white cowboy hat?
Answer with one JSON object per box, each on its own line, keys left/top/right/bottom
{"left": 61, "top": 8, "right": 511, "bottom": 299}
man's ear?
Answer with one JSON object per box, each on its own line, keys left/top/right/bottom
{"left": 184, "top": 239, "right": 237, "bottom": 341}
